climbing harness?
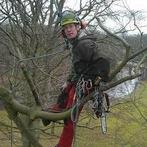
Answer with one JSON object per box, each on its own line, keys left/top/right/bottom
{"left": 71, "top": 76, "right": 110, "bottom": 134}
{"left": 71, "top": 77, "right": 92, "bottom": 122}
{"left": 76, "top": 77, "right": 92, "bottom": 97}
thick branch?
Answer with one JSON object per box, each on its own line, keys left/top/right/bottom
{"left": 0, "top": 87, "right": 71, "bottom": 121}
{"left": 0, "top": 87, "right": 42, "bottom": 147}
{"left": 0, "top": 86, "right": 93, "bottom": 121}
{"left": 11, "top": 114, "right": 43, "bottom": 147}
{"left": 0, "top": 72, "right": 141, "bottom": 122}
{"left": 101, "top": 73, "right": 141, "bottom": 91}
{"left": 128, "top": 47, "right": 147, "bottom": 61}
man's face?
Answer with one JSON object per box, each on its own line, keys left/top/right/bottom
{"left": 63, "top": 23, "right": 79, "bottom": 39}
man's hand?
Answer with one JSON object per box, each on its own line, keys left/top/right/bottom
{"left": 61, "top": 81, "right": 69, "bottom": 91}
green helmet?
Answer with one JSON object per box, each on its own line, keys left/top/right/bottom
{"left": 60, "top": 10, "right": 80, "bottom": 26}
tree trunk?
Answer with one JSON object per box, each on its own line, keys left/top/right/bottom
{"left": 21, "top": 115, "right": 41, "bottom": 147}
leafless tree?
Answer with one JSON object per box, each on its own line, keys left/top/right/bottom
{"left": 0, "top": 0, "right": 147, "bottom": 146}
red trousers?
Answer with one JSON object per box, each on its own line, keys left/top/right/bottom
{"left": 57, "top": 83, "right": 77, "bottom": 147}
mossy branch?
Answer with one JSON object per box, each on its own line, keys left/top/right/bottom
{"left": 0, "top": 87, "right": 43, "bottom": 147}
{"left": 0, "top": 87, "right": 71, "bottom": 121}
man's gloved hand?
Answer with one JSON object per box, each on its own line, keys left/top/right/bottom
{"left": 61, "top": 81, "right": 70, "bottom": 91}
{"left": 58, "top": 81, "right": 73, "bottom": 108}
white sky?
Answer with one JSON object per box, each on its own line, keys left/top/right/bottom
{"left": 65, "top": 0, "right": 147, "bottom": 34}
{"left": 125, "top": 0, "right": 147, "bottom": 11}
{"left": 65, "top": 0, "right": 147, "bottom": 13}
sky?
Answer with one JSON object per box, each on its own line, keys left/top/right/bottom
{"left": 65, "top": 0, "right": 147, "bottom": 12}
{"left": 125, "top": 0, "right": 147, "bottom": 11}
{"left": 65, "top": 0, "right": 147, "bottom": 34}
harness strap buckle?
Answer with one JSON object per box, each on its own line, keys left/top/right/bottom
{"left": 94, "top": 76, "right": 101, "bottom": 86}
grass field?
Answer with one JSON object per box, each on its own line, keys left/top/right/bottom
{"left": 0, "top": 81, "right": 147, "bottom": 147}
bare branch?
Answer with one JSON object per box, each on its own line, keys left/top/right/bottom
{"left": 0, "top": 87, "right": 71, "bottom": 121}
{"left": 20, "top": 63, "right": 40, "bottom": 105}
{"left": 96, "top": 17, "right": 130, "bottom": 49}
{"left": 101, "top": 73, "right": 141, "bottom": 91}
{"left": 128, "top": 47, "right": 147, "bottom": 61}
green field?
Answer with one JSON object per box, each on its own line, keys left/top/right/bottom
{"left": 0, "top": 81, "right": 147, "bottom": 147}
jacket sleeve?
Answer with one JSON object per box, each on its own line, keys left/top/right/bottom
{"left": 76, "top": 39, "right": 96, "bottom": 61}
{"left": 73, "top": 39, "right": 97, "bottom": 75}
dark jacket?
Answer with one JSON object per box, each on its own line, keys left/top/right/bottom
{"left": 68, "top": 34, "right": 110, "bottom": 82}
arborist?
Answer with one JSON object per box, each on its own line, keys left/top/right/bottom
{"left": 43, "top": 10, "right": 110, "bottom": 147}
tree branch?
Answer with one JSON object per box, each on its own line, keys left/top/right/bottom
{"left": 0, "top": 87, "right": 71, "bottom": 121}
{"left": 0, "top": 87, "right": 42, "bottom": 147}
{"left": 95, "top": 17, "right": 131, "bottom": 49}
{"left": 101, "top": 73, "right": 141, "bottom": 91}
{"left": 20, "top": 63, "right": 40, "bottom": 106}
{"left": 128, "top": 47, "right": 147, "bottom": 61}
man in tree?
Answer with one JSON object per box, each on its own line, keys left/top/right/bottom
{"left": 43, "top": 10, "right": 110, "bottom": 147}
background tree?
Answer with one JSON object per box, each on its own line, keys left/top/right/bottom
{"left": 0, "top": 0, "right": 147, "bottom": 146}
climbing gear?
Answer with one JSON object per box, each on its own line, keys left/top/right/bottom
{"left": 60, "top": 10, "right": 80, "bottom": 26}
{"left": 76, "top": 77, "right": 92, "bottom": 97}
{"left": 94, "top": 76, "right": 102, "bottom": 86}
{"left": 92, "top": 85, "right": 109, "bottom": 134}
{"left": 71, "top": 77, "right": 93, "bottom": 122}
{"left": 71, "top": 76, "right": 110, "bottom": 134}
